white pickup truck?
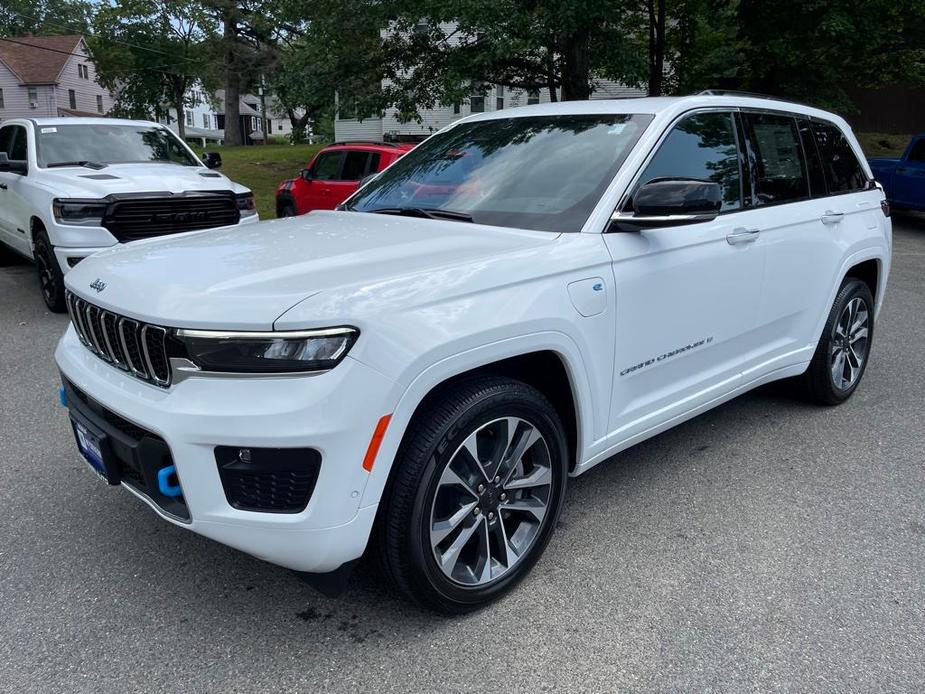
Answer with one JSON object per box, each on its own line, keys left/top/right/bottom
{"left": 0, "top": 117, "right": 257, "bottom": 311}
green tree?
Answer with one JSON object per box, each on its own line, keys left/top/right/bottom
{"left": 90, "top": 0, "right": 218, "bottom": 136}
{"left": 0, "top": 0, "right": 93, "bottom": 37}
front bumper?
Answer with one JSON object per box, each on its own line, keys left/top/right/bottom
{"left": 55, "top": 326, "right": 399, "bottom": 573}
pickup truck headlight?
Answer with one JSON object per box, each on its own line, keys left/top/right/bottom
{"left": 236, "top": 193, "right": 257, "bottom": 218}
{"left": 174, "top": 327, "right": 358, "bottom": 373}
{"left": 53, "top": 199, "right": 107, "bottom": 226}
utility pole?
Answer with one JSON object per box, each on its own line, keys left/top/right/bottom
{"left": 258, "top": 74, "right": 268, "bottom": 145}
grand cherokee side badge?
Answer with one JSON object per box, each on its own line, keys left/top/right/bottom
{"left": 89, "top": 278, "right": 107, "bottom": 293}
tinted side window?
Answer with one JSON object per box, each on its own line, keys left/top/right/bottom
{"left": 9, "top": 126, "right": 27, "bottom": 160}
{"left": 812, "top": 121, "right": 867, "bottom": 193}
{"left": 906, "top": 139, "right": 925, "bottom": 162}
{"left": 638, "top": 111, "right": 742, "bottom": 212}
{"left": 366, "top": 153, "right": 381, "bottom": 175}
{"left": 0, "top": 126, "right": 14, "bottom": 156}
{"left": 312, "top": 151, "right": 344, "bottom": 180}
{"left": 743, "top": 113, "right": 808, "bottom": 205}
{"left": 797, "top": 118, "right": 827, "bottom": 197}
{"left": 341, "top": 151, "right": 370, "bottom": 181}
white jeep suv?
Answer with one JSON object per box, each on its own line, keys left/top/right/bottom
{"left": 55, "top": 95, "right": 890, "bottom": 613}
{"left": 0, "top": 117, "right": 257, "bottom": 311}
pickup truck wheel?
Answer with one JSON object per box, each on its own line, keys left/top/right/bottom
{"left": 800, "top": 278, "right": 874, "bottom": 405}
{"left": 378, "top": 377, "right": 567, "bottom": 613}
{"left": 34, "top": 230, "right": 66, "bottom": 313}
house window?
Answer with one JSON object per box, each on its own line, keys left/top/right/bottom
{"left": 96, "top": 94, "right": 103, "bottom": 113}
{"left": 68, "top": 89, "right": 76, "bottom": 109}
{"left": 496, "top": 85, "right": 504, "bottom": 111}
{"left": 28, "top": 87, "right": 38, "bottom": 105}
{"left": 79, "top": 64, "right": 89, "bottom": 79}
{"left": 527, "top": 90, "right": 540, "bottom": 105}
{"left": 186, "top": 110, "right": 193, "bottom": 127}
{"left": 202, "top": 113, "right": 209, "bottom": 129}
{"left": 279, "top": 120, "right": 284, "bottom": 130}
{"left": 0, "top": 89, "right": 4, "bottom": 109}
{"left": 453, "top": 102, "right": 460, "bottom": 115}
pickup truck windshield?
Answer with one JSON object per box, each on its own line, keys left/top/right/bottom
{"left": 36, "top": 124, "right": 198, "bottom": 168}
{"left": 346, "top": 113, "right": 653, "bottom": 232}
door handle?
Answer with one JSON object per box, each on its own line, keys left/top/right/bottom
{"left": 0, "top": 183, "right": 7, "bottom": 190}
{"left": 896, "top": 167, "right": 908, "bottom": 174}
{"left": 726, "top": 227, "right": 760, "bottom": 245}
{"left": 821, "top": 210, "right": 844, "bottom": 225}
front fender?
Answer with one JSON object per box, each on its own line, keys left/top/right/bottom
{"left": 357, "top": 330, "right": 599, "bottom": 510}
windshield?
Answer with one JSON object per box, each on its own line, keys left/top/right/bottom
{"left": 36, "top": 124, "right": 198, "bottom": 168}
{"left": 346, "top": 113, "right": 653, "bottom": 232}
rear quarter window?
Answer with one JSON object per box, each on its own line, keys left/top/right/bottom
{"left": 812, "top": 121, "right": 868, "bottom": 193}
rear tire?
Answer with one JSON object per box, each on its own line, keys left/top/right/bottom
{"left": 378, "top": 377, "right": 568, "bottom": 613}
{"left": 34, "top": 229, "right": 66, "bottom": 313}
{"left": 799, "top": 278, "right": 874, "bottom": 405}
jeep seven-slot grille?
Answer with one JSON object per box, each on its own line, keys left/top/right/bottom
{"left": 66, "top": 290, "right": 172, "bottom": 387}
{"left": 102, "top": 194, "right": 239, "bottom": 242}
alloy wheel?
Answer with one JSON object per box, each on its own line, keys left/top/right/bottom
{"left": 830, "top": 296, "right": 870, "bottom": 390}
{"left": 37, "top": 249, "right": 57, "bottom": 305}
{"left": 428, "top": 416, "right": 552, "bottom": 587}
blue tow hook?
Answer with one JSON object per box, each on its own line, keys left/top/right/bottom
{"left": 58, "top": 386, "right": 68, "bottom": 407}
{"left": 157, "top": 465, "right": 183, "bottom": 498}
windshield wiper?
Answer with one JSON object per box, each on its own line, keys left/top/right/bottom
{"left": 46, "top": 160, "right": 108, "bottom": 170}
{"left": 367, "top": 206, "right": 474, "bottom": 223}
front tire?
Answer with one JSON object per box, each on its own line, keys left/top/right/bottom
{"left": 277, "top": 201, "right": 297, "bottom": 218}
{"left": 34, "top": 229, "right": 66, "bottom": 313}
{"left": 800, "top": 278, "right": 874, "bottom": 405}
{"left": 378, "top": 377, "right": 568, "bottom": 613}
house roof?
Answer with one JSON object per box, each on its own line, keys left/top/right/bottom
{"left": 0, "top": 35, "right": 84, "bottom": 85}
{"left": 213, "top": 90, "right": 263, "bottom": 117}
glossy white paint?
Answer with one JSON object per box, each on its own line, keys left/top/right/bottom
{"left": 0, "top": 117, "right": 254, "bottom": 272}
{"left": 56, "top": 95, "right": 892, "bottom": 575}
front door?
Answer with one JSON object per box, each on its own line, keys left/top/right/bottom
{"left": 603, "top": 110, "right": 766, "bottom": 445}
{"left": 0, "top": 124, "right": 32, "bottom": 255}
{"left": 296, "top": 149, "right": 345, "bottom": 213}
{"left": 892, "top": 137, "right": 925, "bottom": 208}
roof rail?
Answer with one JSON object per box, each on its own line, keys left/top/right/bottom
{"left": 696, "top": 89, "right": 800, "bottom": 104}
{"left": 328, "top": 140, "right": 402, "bottom": 148}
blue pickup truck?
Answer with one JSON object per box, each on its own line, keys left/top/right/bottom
{"left": 868, "top": 134, "right": 925, "bottom": 211}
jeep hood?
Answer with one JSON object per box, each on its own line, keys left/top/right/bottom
{"left": 35, "top": 162, "right": 247, "bottom": 198}
{"left": 64, "top": 211, "right": 557, "bottom": 330}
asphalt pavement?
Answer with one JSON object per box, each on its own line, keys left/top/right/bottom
{"left": 1, "top": 217, "right": 923, "bottom": 692}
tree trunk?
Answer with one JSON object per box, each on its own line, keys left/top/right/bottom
{"left": 560, "top": 30, "right": 591, "bottom": 100}
{"left": 546, "top": 42, "right": 558, "bottom": 102}
{"left": 647, "top": 0, "right": 666, "bottom": 96}
{"left": 287, "top": 108, "right": 310, "bottom": 144}
{"left": 223, "top": 12, "right": 243, "bottom": 146}
{"left": 176, "top": 103, "right": 186, "bottom": 138}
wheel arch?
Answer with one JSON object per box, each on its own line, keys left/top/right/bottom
{"left": 275, "top": 193, "right": 296, "bottom": 218}
{"left": 359, "top": 334, "right": 593, "bottom": 511}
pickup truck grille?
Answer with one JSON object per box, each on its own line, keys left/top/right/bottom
{"left": 66, "top": 291, "right": 172, "bottom": 387}
{"left": 102, "top": 193, "right": 240, "bottom": 242}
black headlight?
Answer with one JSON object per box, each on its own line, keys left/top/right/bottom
{"left": 53, "top": 199, "right": 107, "bottom": 226}
{"left": 174, "top": 327, "right": 358, "bottom": 373}
{"left": 236, "top": 192, "right": 257, "bottom": 217}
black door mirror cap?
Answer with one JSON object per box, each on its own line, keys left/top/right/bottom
{"left": 202, "top": 152, "right": 222, "bottom": 169}
{"left": 0, "top": 152, "right": 28, "bottom": 175}
{"left": 633, "top": 177, "right": 723, "bottom": 218}
{"left": 300, "top": 168, "right": 314, "bottom": 181}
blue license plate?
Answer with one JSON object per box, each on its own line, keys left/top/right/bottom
{"left": 74, "top": 421, "right": 106, "bottom": 479}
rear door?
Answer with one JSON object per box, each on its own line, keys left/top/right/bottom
{"left": 603, "top": 109, "right": 766, "bottom": 442}
{"left": 322, "top": 149, "right": 374, "bottom": 204}
{"left": 742, "top": 112, "right": 876, "bottom": 375}
{"left": 892, "top": 137, "right": 925, "bottom": 208}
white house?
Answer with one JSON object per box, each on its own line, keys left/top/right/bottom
{"left": 0, "top": 35, "right": 114, "bottom": 122}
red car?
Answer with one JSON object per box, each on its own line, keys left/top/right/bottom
{"left": 275, "top": 141, "right": 415, "bottom": 217}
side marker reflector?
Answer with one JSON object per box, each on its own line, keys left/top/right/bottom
{"left": 362, "top": 415, "right": 392, "bottom": 472}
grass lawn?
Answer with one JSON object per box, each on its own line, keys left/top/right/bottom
{"left": 856, "top": 132, "right": 909, "bottom": 158}
{"left": 201, "top": 143, "right": 324, "bottom": 219}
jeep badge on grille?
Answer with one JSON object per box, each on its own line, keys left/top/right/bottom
{"left": 89, "top": 278, "right": 107, "bottom": 293}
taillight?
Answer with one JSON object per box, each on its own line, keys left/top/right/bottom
{"left": 881, "top": 199, "right": 890, "bottom": 217}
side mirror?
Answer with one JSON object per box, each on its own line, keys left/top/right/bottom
{"left": 300, "top": 168, "right": 314, "bottom": 181}
{"left": 613, "top": 178, "right": 722, "bottom": 230}
{"left": 202, "top": 152, "right": 222, "bottom": 169}
{"left": 0, "top": 152, "right": 28, "bottom": 175}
